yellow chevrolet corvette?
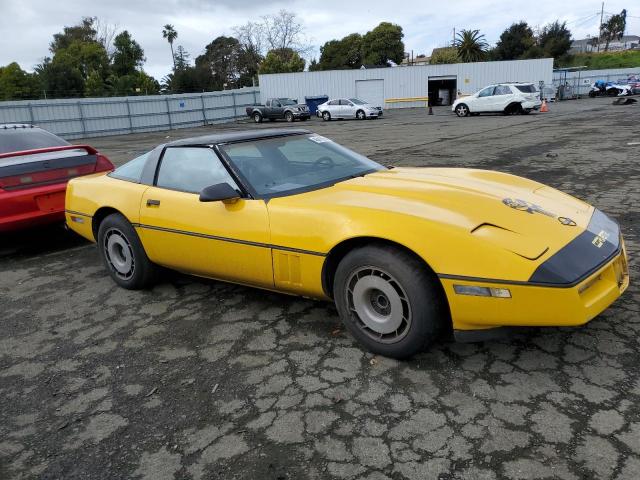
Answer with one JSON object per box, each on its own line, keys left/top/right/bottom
{"left": 65, "top": 129, "right": 629, "bottom": 358}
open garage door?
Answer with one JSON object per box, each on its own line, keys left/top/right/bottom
{"left": 428, "top": 76, "right": 457, "bottom": 106}
{"left": 355, "top": 79, "right": 384, "bottom": 107}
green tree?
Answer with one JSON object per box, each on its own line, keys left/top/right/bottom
{"left": 174, "top": 46, "right": 190, "bottom": 71}
{"left": 112, "top": 30, "right": 145, "bottom": 76}
{"left": 454, "top": 29, "right": 488, "bottom": 62}
{"left": 429, "top": 47, "right": 459, "bottom": 64}
{"left": 0, "top": 63, "right": 40, "bottom": 100}
{"left": 196, "top": 36, "right": 244, "bottom": 90}
{"left": 84, "top": 70, "right": 107, "bottom": 96}
{"left": 493, "top": 22, "right": 536, "bottom": 60}
{"left": 316, "top": 33, "right": 363, "bottom": 70}
{"left": 37, "top": 56, "right": 85, "bottom": 98}
{"left": 538, "top": 21, "right": 572, "bottom": 59}
{"left": 601, "top": 9, "right": 627, "bottom": 51}
{"left": 50, "top": 17, "right": 97, "bottom": 54}
{"left": 362, "top": 22, "right": 404, "bottom": 66}
{"left": 259, "top": 48, "right": 305, "bottom": 74}
{"left": 162, "top": 24, "right": 178, "bottom": 70}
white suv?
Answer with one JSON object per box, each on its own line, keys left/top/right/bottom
{"left": 452, "top": 83, "right": 542, "bottom": 117}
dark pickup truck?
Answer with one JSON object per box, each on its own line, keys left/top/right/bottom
{"left": 246, "top": 98, "right": 311, "bottom": 123}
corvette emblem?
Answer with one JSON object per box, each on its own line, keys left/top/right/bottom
{"left": 592, "top": 230, "right": 609, "bottom": 248}
{"left": 502, "top": 198, "right": 576, "bottom": 226}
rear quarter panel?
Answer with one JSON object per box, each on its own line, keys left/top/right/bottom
{"left": 65, "top": 173, "right": 148, "bottom": 242}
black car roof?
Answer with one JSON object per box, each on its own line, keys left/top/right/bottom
{"left": 166, "top": 128, "right": 311, "bottom": 147}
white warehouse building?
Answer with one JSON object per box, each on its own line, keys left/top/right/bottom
{"left": 258, "top": 58, "right": 554, "bottom": 109}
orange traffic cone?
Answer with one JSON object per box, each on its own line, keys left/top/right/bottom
{"left": 540, "top": 100, "right": 549, "bottom": 113}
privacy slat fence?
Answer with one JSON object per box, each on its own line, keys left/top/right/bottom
{"left": 0, "top": 87, "right": 260, "bottom": 140}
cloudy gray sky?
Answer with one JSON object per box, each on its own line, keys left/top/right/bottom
{"left": 1, "top": 0, "right": 638, "bottom": 80}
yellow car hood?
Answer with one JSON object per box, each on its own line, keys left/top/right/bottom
{"left": 297, "top": 167, "right": 593, "bottom": 260}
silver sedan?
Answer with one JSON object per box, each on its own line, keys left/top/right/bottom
{"left": 317, "top": 98, "right": 382, "bottom": 121}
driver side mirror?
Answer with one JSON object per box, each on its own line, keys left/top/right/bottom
{"left": 199, "top": 183, "right": 240, "bottom": 203}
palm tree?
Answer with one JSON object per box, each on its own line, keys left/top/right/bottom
{"left": 455, "top": 29, "right": 489, "bottom": 62}
{"left": 162, "top": 24, "right": 178, "bottom": 70}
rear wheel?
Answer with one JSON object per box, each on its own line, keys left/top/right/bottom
{"left": 333, "top": 244, "right": 446, "bottom": 359}
{"left": 253, "top": 112, "right": 262, "bottom": 123}
{"left": 97, "top": 213, "right": 157, "bottom": 289}
{"left": 455, "top": 103, "right": 469, "bottom": 117}
{"left": 285, "top": 111, "right": 294, "bottom": 122}
{"left": 322, "top": 111, "right": 331, "bottom": 121}
{"left": 504, "top": 103, "right": 522, "bottom": 115}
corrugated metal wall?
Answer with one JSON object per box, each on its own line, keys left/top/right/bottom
{"left": 258, "top": 59, "right": 554, "bottom": 109}
{"left": 0, "top": 87, "right": 259, "bottom": 140}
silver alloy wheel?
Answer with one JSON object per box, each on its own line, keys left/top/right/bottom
{"left": 345, "top": 266, "right": 412, "bottom": 344}
{"left": 254, "top": 113, "right": 261, "bottom": 123}
{"left": 285, "top": 112, "right": 293, "bottom": 122}
{"left": 322, "top": 111, "right": 331, "bottom": 121}
{"left": 456, "top": 104, "right": 468, "bottom": 117}
{"left": 104, "top": 228, "right": 135, "bottom": 280}
{"left": 357, "top": 110, "right": 365, "bottom": 120}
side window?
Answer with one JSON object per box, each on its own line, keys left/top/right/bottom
{"left": 494, "top": 85, "right": 512, "bottom": 95}
{"left": 273, "top": 100, "right": 281, "bottom": 107}
{"left": 156, "top": 147, "right": 238, "bottom": 194}
{"left": 328, "top": 99, "right": 339, "bottom": 106}
{"left": 478, "top": 87, "right": 495, "bottom": 97}
{"left": 110, "top": 151, "right": 150, "bottom": 183}
{"left": 339, "top": 99, "right": 352, "bottom": 105}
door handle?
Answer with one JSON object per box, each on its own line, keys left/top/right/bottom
{"left": 146, "top": 199, "right": 160, "bottom": 207}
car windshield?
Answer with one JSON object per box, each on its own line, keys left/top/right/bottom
{"left": 220, "top": 134, "right": 384, "bottom": 197}
{"left": 278, "top": 99, "right": 297, "bottom": 106}
{"left": 0, "top": 128, "right": 68, "bottom": 154}
{"left": 349, "top": 98, "right": 367, "bottom": 105}
{"left": 514, "top": 84, "right": 536, "bottom": 93}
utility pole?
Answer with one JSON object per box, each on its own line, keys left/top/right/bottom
{"left": 597, "top": 2, "right": 604, "bottom": 52}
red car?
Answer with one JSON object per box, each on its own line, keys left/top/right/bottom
{"left": 0, "top": 124, "right": 114, "bottom": 232}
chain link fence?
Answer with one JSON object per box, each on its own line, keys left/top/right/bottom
{"left": 552, "top": 68, "right": 639, "bottom": 100}
{"left": 0, "top": 87, "right": 260, "bottom": 140}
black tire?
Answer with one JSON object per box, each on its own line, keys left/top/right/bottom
{"left": 333, "top": 244, "right": 447, "bottom": 359}
{"left": 253, "top": 112, "right": 262, "bottom": 123}
{"left": 285, "top": 111, "right": 294, "bottom": 122}
{"left": 356, "top": 110, "right": 366, "bottom": 120}
{"left": 588, "top": 91, "right": 596, "bottom": 98}
{"left": 97, "top": 213, "right": 158, "bottom": 290}
{"left": 455, "top": 103, "right": 469, "bottom": 117}
{"left": 504, "top": 103, "right": 522, "bottom": 115}
{"left": 322, "top": 111, "right": 331, "bottom": 121}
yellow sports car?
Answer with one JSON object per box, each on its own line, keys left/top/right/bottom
{"left": 65, "top": 129, "right": 629, "bottom": 358}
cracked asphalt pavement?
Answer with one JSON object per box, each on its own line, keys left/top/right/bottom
{"left": 1, "top": 98, "right": 638, "bottom": 479}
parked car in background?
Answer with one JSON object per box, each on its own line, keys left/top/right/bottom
{"left": 65, "top": 128, "right": 628, "bottom": 359}
{"left": 452, "top": 83, "right": 542, "bottom": 117}
{"left": 246, "top": 98, "right": 310, "bottom": 123}
{"left": 0, "top": 124, "right": 114, "bottom": 232}
{"left": 317, "top": 98, "right": 383, "bottom": 121}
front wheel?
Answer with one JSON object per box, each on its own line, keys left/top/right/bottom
{"left": 455, "top": 104, "right": 469, "bottom": 117}
{"left": 322, "top": 111, "right": 331, "bottom": 121}
{"left": 333, "top": 244, "right": 447, "bottom": 359}
{"left": 356, "top": 110, "right": 366, "bottom": 120}
{"left": 285, "top": 111, "right": 294, "bottom": 122}
{"left": 97, "top": 213, "right": 158, "bottom": 289}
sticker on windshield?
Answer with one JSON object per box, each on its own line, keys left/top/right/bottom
{"left": 308, "top": 135, "right": 331, "bottom": 144}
